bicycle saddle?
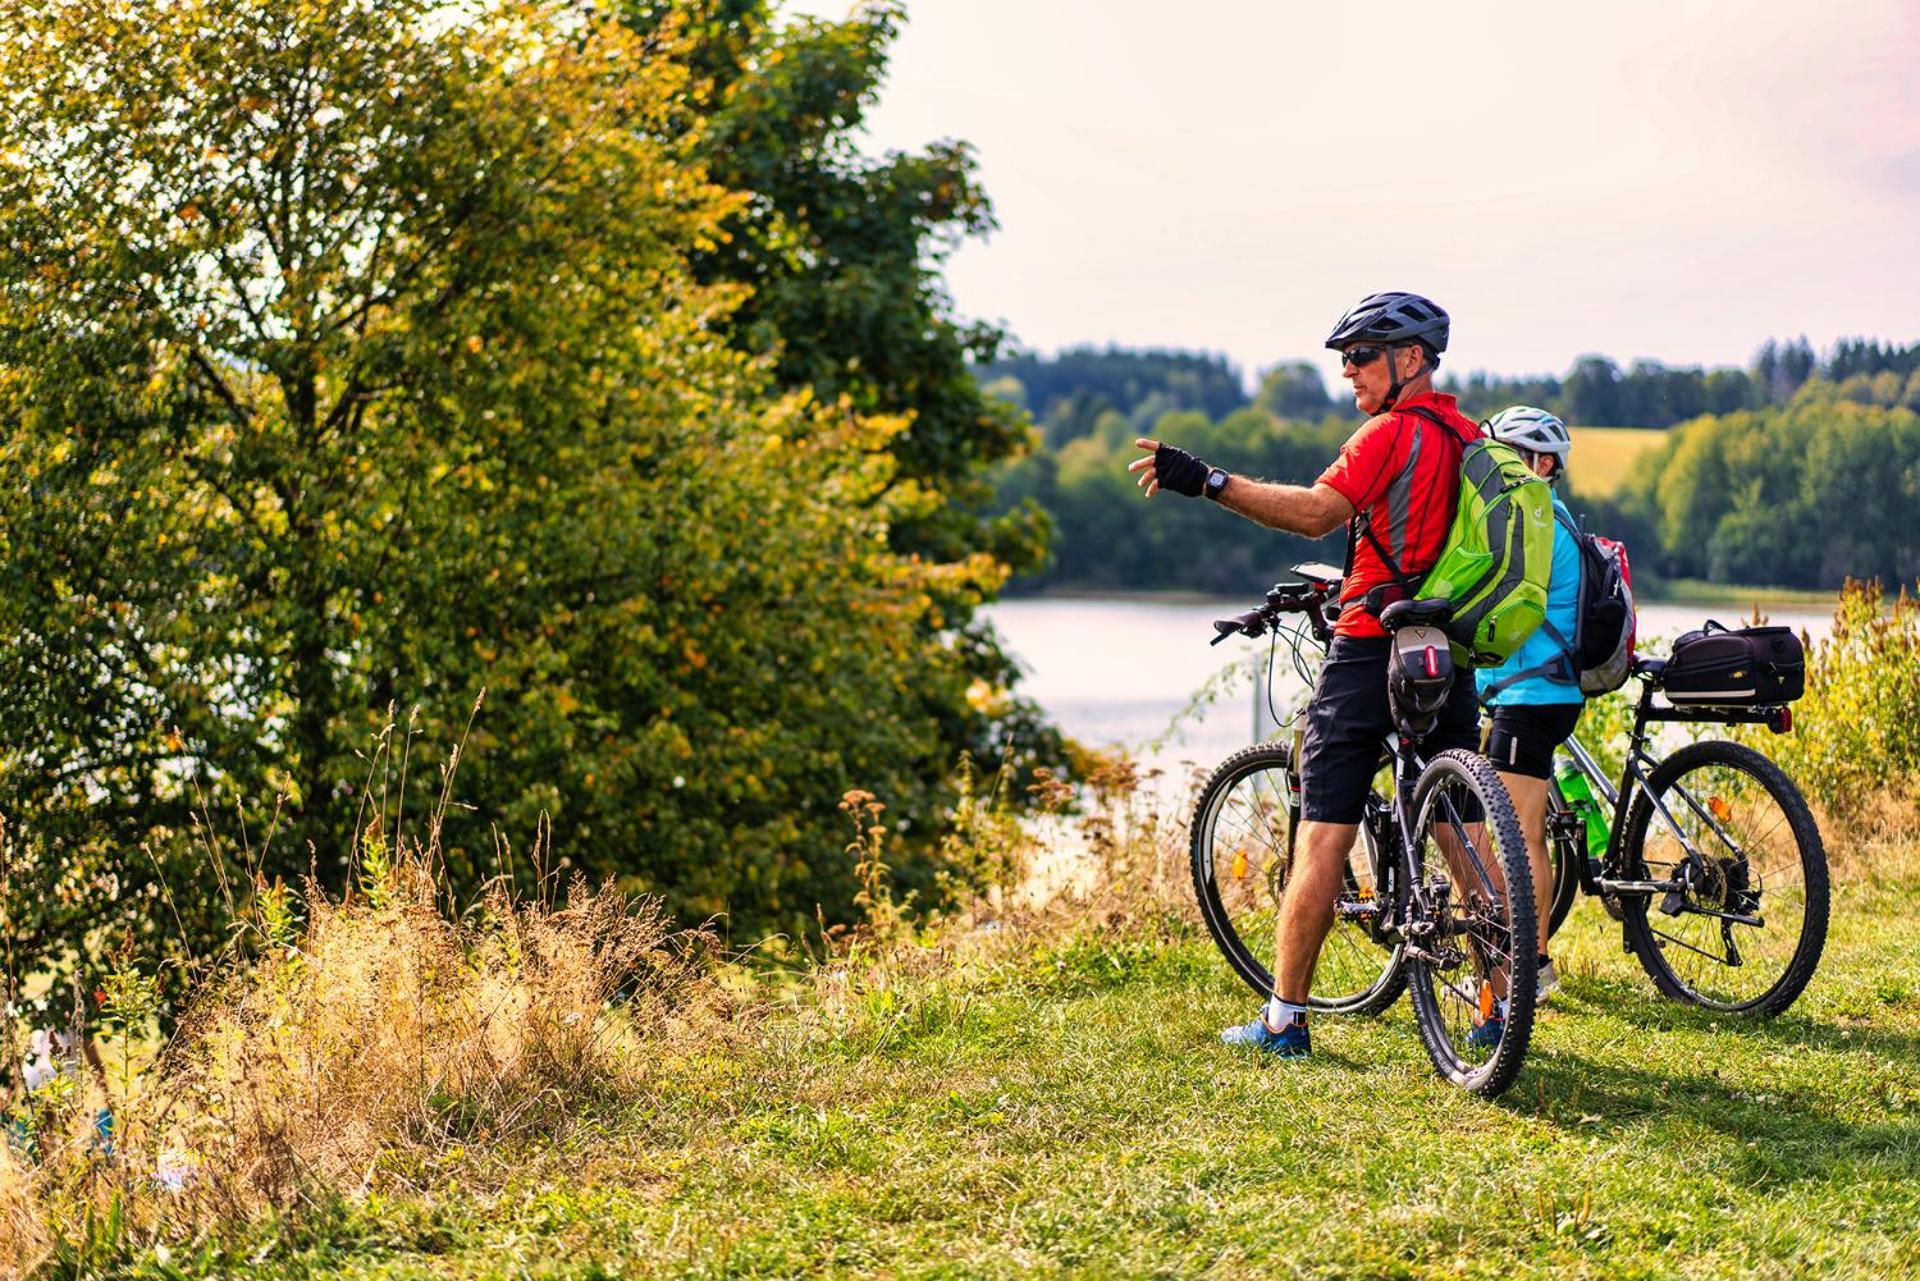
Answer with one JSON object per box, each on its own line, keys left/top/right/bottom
{"left": 1380, "top": 597, "right": 1454, "bottom": 631}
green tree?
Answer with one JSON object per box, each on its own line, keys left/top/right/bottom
{"left": 0, "top": 0, "right": 1045, "bottom": 985}
{"left": 983, "top": 346, "right": 1250, "bottom": 446}
{"left": 1618, "top": 401, "right": 1920, "bottom": 588}
{"left": 1253, "top": 362, "right": 1335, "bottom": 420}
{"left": 1562, "top": 356, "right": 1625, "bottom": 426}
{"left": 620, "top": 0, "right": 1060, "bottom": 784}
{"left": 623, "top": 0, "right": 1043, "bottom": 563}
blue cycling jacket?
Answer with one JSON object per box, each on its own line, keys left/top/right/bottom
{"left": 1477, "top": 496, "right": 1584, "bottom": 706}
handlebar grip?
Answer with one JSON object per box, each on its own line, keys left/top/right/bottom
{"left": 1209, "top": 608, "right": 1267, "bottom": 644}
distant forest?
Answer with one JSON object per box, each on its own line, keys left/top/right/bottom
{"left": 983, "top": 337, "right": 1920, "bottom": 440}
{"left": 983, "top": 339, "right": 1920, "bottom": 595}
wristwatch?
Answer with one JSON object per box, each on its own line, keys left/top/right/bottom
{"left": 1204, "top": 467, "right": 1231, "bottom": 501}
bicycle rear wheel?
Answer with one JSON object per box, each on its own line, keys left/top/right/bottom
{"left": 1402, "top": 749, "right": 1536, "bottom": 1097}
{"left": 1618, "top": 739, "right": 1827, "bottom": 1017}
{"left": 1544, "top": 787, "right": 1582, "bottom": 939}
{"left": 1190, "top": 743, "right": 1404, "bottom": 1015}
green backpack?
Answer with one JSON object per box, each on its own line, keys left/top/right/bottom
{"left": 1362, "top": 408, "right": 1555, "bottom": 665}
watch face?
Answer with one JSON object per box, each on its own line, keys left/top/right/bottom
{"left": 1206, "top": 467, "right": 1228, "bottom": 495}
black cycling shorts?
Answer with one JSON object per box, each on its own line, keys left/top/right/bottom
{"left": 1298, "top": 635, "right": 1480, "bottom": 824}
{"left": 1483, "top": 702, "right": 1584, "bottom": 780}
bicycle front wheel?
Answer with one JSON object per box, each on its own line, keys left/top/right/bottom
{"left": 1190, "top": 743, "right": 1404, "bottom": 1015}
{"left": 1403, "top": 749, "right": 1536, "bottom": 1097}
{"left": 1618, "top": 739, "right": 1828, "bottom": 1017}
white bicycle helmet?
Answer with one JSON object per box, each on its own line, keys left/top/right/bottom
{"left": 1485, "top": 405, "right": 1572, "bottom": 460}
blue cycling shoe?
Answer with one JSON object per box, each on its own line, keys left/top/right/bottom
{"left": 1467, "top": 1013, "right": 1505, "bottom": 1050}
{"left": 1221, "top": 1013, "right": 1311, "bottom": 1058}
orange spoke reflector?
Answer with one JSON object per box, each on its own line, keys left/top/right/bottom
{"left": 1231, "top": 849, "right": 1248, "bottom": 880}
{"left": 1479, "top": 981, "right": 1495, "bottom": 1021}
{"left": 1708, "top": 796, "right": 1733, "bottom": 823}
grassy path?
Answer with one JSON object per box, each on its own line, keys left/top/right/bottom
{"left": 152, "top": 872, "right": 1920, "bottom": 1280}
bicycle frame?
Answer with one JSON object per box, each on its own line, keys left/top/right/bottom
{"left": 1243, "top": 574, "right": 1501, "bottom": 951}
{"left": 1336, "top": 713, "right": 1520, "bottom": 964}
{"left": 1341, "top": 736, "right": 1429, "bottom": 944}
{"left": 1556, "top": 680, "right": 1790, "bottom": 912}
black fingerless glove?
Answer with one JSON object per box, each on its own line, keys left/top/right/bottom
{"left": 1155, "top": 443, "right": 1210, "bottom": 498}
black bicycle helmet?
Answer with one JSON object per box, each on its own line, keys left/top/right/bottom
{"left": 1324, "top": 291, "right": 1450, "bottom": 354}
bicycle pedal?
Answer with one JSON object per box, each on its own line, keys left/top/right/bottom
{"left": 1659, "top": 889, "right": 1686, "bottom": 917}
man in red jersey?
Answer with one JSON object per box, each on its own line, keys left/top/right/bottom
{"left": 1129, "top": 292, "right": 1482, "bottom": 1058}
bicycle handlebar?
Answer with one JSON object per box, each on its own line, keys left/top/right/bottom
{"left": 1207, "top": 567, "right": 1340, "bottom": 647}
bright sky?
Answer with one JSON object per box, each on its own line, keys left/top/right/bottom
{"left": 783, "top": 0, "right": 1920, "bottom": 390}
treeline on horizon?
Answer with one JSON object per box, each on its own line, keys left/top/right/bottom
{"left": 985, "top": 340, "right": 1920, "bottom": 594}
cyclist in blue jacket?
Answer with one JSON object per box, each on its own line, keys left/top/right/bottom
{"left": 1477, "top": 406, "right": 1582, "bottom": 1003}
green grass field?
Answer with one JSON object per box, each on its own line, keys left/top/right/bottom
{"left": 1565, "top": 426, "right": 1670, "bottom": 500}
{"left": 143, "top": 861, "right": 1920, "bottom": 1280}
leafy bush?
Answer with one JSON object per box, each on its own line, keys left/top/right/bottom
{"left": 1750, "top": 580, "right": 1920, "bottom": 824}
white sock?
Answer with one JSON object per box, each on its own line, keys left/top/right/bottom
{"left": 1265, "top": 996, "right": 1308, "bottom": 1028}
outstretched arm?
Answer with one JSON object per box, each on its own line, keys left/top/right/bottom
{"left": 1129, "top": 437, "right": 1354, "bottom": 538}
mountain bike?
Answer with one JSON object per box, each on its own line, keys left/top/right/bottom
{"left": 1190, "top": 564, "right": 1537, "bottom": 1097}
{"left": 1538, "top": 664, "right": 1828, "bottom": 1017}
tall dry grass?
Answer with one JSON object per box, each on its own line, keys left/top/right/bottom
{"left": 3, "top": 735, "right": 1187, "bottom": 1269}
{"left": 3, "top": 803, "right": 719, "bottom": 1269}
{"left": 792, "top": 751, "right": 1196, "bottom": 1041}
{"left": 0, "top": 1143, "right": 50, "bottom": 1274}
{"left": 159, "top": 862, "right": 716, "bottom": 1220}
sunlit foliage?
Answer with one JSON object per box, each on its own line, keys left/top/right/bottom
{"left": 0, "top": 0, "right": 1056, "bottom": 989}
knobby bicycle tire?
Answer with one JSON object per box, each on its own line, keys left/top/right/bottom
{"left": 1190, "top": 742, "right": 1405, "bottom": 1015}
{"left": 1402, "top": 749, "right": 1537, "bottom": 1098}
{"left": 1544, "top": 786, "right": 1582, "bottom": 940}
{"left": 1618, "top": 738, "right": 1828, "bottom": 1018}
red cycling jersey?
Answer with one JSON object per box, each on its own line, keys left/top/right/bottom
{"left": 1317, "top": 391, "right": 1481, "bottom": 639}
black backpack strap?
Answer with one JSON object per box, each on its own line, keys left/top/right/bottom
{"left": 1354, "top": 511, "right": 1415, "bottom": 590}
{"left": 1474, "top": 614, "right": 1582, "bottom": 695}
{"left": 1348, "top": 405, "right": 1466, "bottom": 593}
{"left": 1480, "top": 619, "right": 1579, "bottom": 699}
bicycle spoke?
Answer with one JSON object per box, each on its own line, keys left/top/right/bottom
{"left": 1193, "top": 746, "right": 1403, "bottom": 1014}
{"left": 1622, "top": 743, "right": 1826, "bottom": 1015}
{"left": 1438, "top": 792, "right": 1497, "bottom": 901}
{"left": 1650, "top": 925, "right": 1740, "bottom": 966}
{"left": 1402, "top": 752, "right": 1534, "bottom": 1096}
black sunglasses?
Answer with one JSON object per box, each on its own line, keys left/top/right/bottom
{"left": 1341, "top": 344, "right": 1390, "bottom": 368}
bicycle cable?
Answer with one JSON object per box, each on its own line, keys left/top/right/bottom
{"left": 1265, "top": 624, "right": 1283, "bottom": 732}
{"left": 1267, "top": 613, "right": 1318, "bottom": 729}
{"left": 1290, "top": 616, "right": 1319, "bottom": 689}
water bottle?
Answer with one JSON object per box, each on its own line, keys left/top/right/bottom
{"left": 1554, "top": 758, "right": 1610, "bottom": 863}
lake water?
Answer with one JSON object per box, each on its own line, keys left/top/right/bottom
{"left": 982, "top": 594, "right": 1835, "bottom": 773}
